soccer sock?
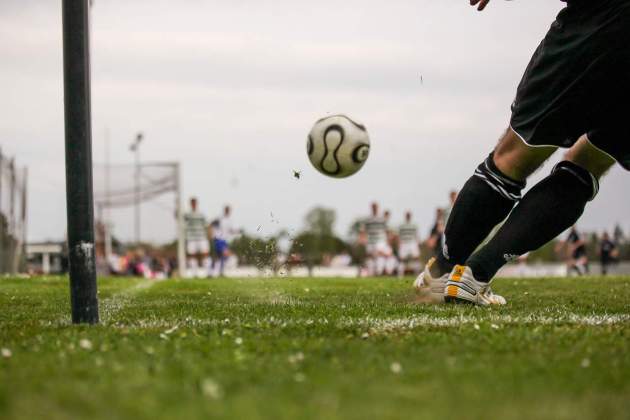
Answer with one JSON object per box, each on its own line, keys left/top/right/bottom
{"left": 365, "top": 258, "right": 374, "bottom": 276}
{"left": 467, "top": 161, "right": 598, "bottom": 282}
{"left": 386, "top": 256, "right": 397, "bottom": 275}
{"left": 436, "top": 153, "right": 525, "bottom": 275}
{"left": 203, "top": 257, "right": 211, "bottom": 277}
{"left": 187, "top": 258, "right": 198, "bottom": 278}
{"left": 376, "top": 256, "right": 386, "bottom": 276}
{"left": 219, "top": 256, "right": 226, "bottom": 276}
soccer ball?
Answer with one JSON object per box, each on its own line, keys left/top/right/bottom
{"left": 307, "top": 115, "right": 370, "bottom": 178}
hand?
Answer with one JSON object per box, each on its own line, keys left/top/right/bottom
{"left": 470, "top": 0, "right": 490, "bottom": 11}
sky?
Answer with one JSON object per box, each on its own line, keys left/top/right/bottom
{"left": 1, "top": 0, "right": 629, "bottom": 244}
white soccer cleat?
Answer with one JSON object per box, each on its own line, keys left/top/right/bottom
{"left": 444, "top": 265, "right": 507, "bottom": 306}
{"left": 413, "top": 257, "right": 448, "bottom": 303}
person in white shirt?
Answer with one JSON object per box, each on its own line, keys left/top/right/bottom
{"left": 183, "top": 197, "right": 210, "bottom": 278}
{"left": 210, "top": 205, "right": 239, "bottom": 277}
{"left": 383, "top": 210, "right": 398, "bottom": 276}
{"left": 397, "top": 211, "right": 421, "bottom": 277}
{"left": 360, "top": 202, "right": 392, "bottom": 276}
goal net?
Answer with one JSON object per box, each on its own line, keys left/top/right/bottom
{"left": 0, "top": 149, "right": 28, "bottom": 274}
{"left": 92, "top": 161, "right": 184, "bottom": 274}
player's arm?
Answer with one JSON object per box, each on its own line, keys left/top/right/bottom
{"left": 357, "top": 223, "right": 367, "bottom": 245}
{"left": 470, "top": 0, "right": 490, "bottom": 11}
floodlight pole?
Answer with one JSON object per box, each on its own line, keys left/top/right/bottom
{"left": 62, "top": 0, "right": 99, "bottom": 324}
{"left": 175, "top": 163, "right": 186, "bottom": 276}
{"left": 130, "top": 132, "right": 143, "bottom": 244}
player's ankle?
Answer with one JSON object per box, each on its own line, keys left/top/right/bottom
{"left": 434, "top": 254, "right": 453, "bottom": 278}
{"left": 465, "top": 259, "right": 492, "bottom": 283}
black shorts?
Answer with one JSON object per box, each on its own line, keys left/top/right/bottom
{"left": 510, "top": 0, "right": 630, "bottom": 170}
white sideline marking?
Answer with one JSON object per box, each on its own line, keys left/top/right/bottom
{"left": 100, "top": 279, "right": 159, "bottom": 323}
{"left": 44, "top": 280, "right": 159, "bottom": 326}
{"left": 98, "top": 313, "right": 630, "bottom": 331}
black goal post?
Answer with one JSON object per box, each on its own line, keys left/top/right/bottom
{"left": 62, "top": 0, "right": 99, "bottom": 324}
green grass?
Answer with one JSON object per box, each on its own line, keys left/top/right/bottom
{"left": 1, "top": 275, "right": 629, "bottom": 420}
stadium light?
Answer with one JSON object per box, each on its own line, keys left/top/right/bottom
{"left": 130, "top": 132, "right": 143, "bottom": 244}
{"left": 62, "top": 0, "right": 99, "bottom": 324}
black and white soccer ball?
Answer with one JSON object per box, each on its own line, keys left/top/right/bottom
{"left": 307, "top": 115, "right": 370, "bottom": 178}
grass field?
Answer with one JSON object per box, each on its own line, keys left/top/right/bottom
{"left": 1, "top": 275, "right": 629, "bottom": 420}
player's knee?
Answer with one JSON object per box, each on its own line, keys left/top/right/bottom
{"left": 551, "top": 160, "right": 599, "bottom": 201}
{"left": 473, "top": 153, "right": 526, "bottom": 202}
{"left": 493, "top": 127, "right": 555, "bottom": 180}
{"left": 564, "top": 136, "right": 616, "bottom": 179}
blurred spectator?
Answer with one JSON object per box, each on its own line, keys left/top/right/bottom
{"left": 184, "top": 197, "right": 210, "bottom": 278}
{"left": 210, "top": 204, "right": 240, "bottom": 277}
{"left": 564, "top": 226, "right": 589, "bottom": 276}
{"left": 383, "top": 210, "right": 398, "bottom": 275}
{"left": 426, "top": 208, "right": 445, "bottom": 258}
{"left": 397, "top": 211, "right": 421, "bottom": 277}
{"left": 443, "top": 190, "right": 458, "bottom": 225}
{"left": 599, "top": 231, "right": 619, "bottom": 275}
{"left": 359, "top": 202, "right": 392, "bottom": 276}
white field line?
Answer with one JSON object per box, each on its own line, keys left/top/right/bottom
{"left": 44, "top": 280, "right": 159, "bottom": 326}
{"left": 96, "top": 313, "right": 630, "bottom": 332}
{"left": 99, "top": 279, "right": 160, "bottom": 324}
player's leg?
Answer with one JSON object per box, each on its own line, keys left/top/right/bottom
{"left": 434, "top": 127, "right": 555, "bottom": 276}
{"left": 399, "top": 243, "right": 416, "bottom": 277}
{"left": 369, "top": 253, "right": 377, "bottom": 276}
{"left": 375, "top": 253, "right": 386, "bottom": 276}
{"left": 406, "top": 244, "right": 420, "bottom": 277}
{"left": 200, "top": 239, "right": 211, "bottom": 278}
{"left": 217, "top": 240, "right": 228, "bottom": 277}
{"left": 365, "top": 245, "right": 376, "bottom": 276}
{"left": 185, "top": 240, "right": 198, "bottom": 278}
{"left": 385, "top": 248, "right": 397, "bottom": 276}
{"left": 463, "top": 136, "right": 614, "bottom": 286}
{"left": 397, "top": 251, "right": 406, "bottom": 278}
{"left": 582, "top": 256, "right": 591, "bottom": 275}
{"left": 201, "top": 252, "right": 211, "bottom": 277}
{"left": 415, "top": 129, "right": 553, "bottom": 302}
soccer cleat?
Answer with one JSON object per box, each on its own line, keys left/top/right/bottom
{"left": 413, "top": 257, "right": 448, "bottom": 303}
{"left": 444, "top": 265, "right": 506, "bottom": 305}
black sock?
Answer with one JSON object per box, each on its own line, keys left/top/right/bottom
{"left": 436, "top": 153, "right": 525, "bottom": 274}
{"left": 467, "top": 161, "right": 598, "bottom": 282}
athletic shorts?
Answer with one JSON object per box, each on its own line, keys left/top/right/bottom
{"left": 510, "top": 0, "right": 630, "bottom": 170}
{"left": 398, "top": 242, "right": 420, "bottom": 260}
{"left": 214, "top": 238, "right": 229, "bottom": 257}
{"left": 366, "top": 241, "right": 392, "bottom": 256}
{"left": 186, "top": 239, "right": 209, "bottom": 255}
{"left": 572, "top": 246, "right": 587, "bottom": 259}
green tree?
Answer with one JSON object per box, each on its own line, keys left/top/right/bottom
{"left": 305, "top": 207, "right": 336, "bottom": 236}
{"left": 289, "top": 207, "right": 347, "bottom": 274}
{"left": 230, "top": 234, "right": 279, "bottom": 270}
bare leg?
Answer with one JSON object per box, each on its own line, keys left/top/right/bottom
{"left": 493, "top": 128, "right": 556, "bottom": 181}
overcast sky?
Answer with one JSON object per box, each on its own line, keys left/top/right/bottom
{"left": 1, "top": 0, "right": 628, "bottom": 243}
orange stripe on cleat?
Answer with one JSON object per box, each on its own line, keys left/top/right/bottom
{"left": 447, "top": 285, "right": 459, "bottom": 297}
{"left": 451, "top": 265, "right": 464, "bottom": 282}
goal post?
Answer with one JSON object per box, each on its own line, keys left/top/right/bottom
{"left": 62, "top": 0, "right": 99, "bottom": 324}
